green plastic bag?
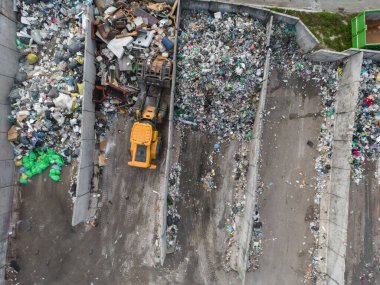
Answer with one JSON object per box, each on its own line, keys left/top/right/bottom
{"left": 19, "top": 178, "right": 28, "bottom": 184}
{"left": 49, "top": 174, "right": 60, "bottom": 182}
{"left": 29, "top": 151, "right": 37, "bottom": 160}
{"left": 25, "top": 170, "right": 33, "bottom": 178}
{"left": 49, "top": 169, "right": 61, "bottom": 176}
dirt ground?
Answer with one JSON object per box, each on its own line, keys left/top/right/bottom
{"left": 346, "top": 161, "right": 380, "bottom": 285}
{"left": 245, "top": 70, "right": 323, "bottom": 285}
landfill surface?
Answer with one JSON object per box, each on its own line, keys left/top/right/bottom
{"left": 6, "top": 2, "right": 371, "bottom": 285}
{"left": 8, "top": 0, "right": 88, "bottom": 185}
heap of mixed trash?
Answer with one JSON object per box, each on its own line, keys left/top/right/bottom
{"left": 7, "top": 0, "right": 88, "bottom": 184}
{"left": 92, "top": 0, "right": 177, "bottom": 139}
{"left": 175, "top": 10, "right": 267, "bottom": 142}
{"left": 352, "top": 60, "right": 380, "bottom": 183}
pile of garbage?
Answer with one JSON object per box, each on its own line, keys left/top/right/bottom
{"left": 166, "top": 163, "right": 182, "bottom": 252}
{"left": 92, "top": 0, "right": 177, "bottom": 137}
{"left": 18, "top": 149, "right": 64, "bottom": 184}
{"left": 175, "top": 10, "right": 267, "bottom": 142}
{"left": 352, "top": 60, "right": 380, "bottom": 183}
{"left": 7, "top": 0, "right": 88, "bottom": 183}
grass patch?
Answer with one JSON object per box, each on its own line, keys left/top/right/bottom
{"left": 270, "top": 8, "right": 353, "bottom": 51}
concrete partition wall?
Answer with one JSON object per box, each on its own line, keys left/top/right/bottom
{"left": 235, "top": 19, "right": 272, "bottom": 282}
{"left": 72, "top": 6, "right": 96, "bottom": 226}
{"left": 309, "top": 49, "right": 350, "bottom": 62}
{"left": 159, "top": 0, "right": 181, "bottom": 265}
{"left": 0, "top": 0, "right": 18, "bottom": 282}
{"left": 317, "top": 51, "right": 363, "bottom": 285}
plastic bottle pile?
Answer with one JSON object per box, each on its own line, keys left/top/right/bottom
{"left": 352, "top": 60, "right": 380, "bottom": 183}
{"left": 8, "top": 0, "right": 88, "bottom": 184}
{"left": 175, "top": 10, "right": 267, "bottom": 142}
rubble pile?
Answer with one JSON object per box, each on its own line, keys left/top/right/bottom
{"left": 175, "top": 10, "right": 267, "bottom": 142}
{"left": 92, "top": 0, "right": 177, "bottom": 137}
{"left": 352, "top": 60, "right": 380, "bottom": 183}
{"left": 8, "top": 0, "right": 88, "bottom": 184}
{"left": 166, "top": 163, "right": 182, "bottom": 252}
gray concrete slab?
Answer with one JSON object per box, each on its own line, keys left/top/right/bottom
{"left": 334, "top": 83, "right": 361, "bottom": 114}
{"left": 334, "top": 111, "right": 357, "bottom": 142}
{"left": 271, "top": 10, "right": 298, "bottom": 24}
{"left": 72, "top": 5, "right": 97, "bottom": 226}
{"left": 80, "top": 111, "right": 96, "bottom": 140}
{"left": 0, "top": 0, "right": 16, "bottom": 21}
{"left": 330, "top": 142, "right": 352, "bottom": 171}
{"left": 0, "top": 7, "right": 17, "bottom": 283}
{"left": 82, "top": 82, "right": 95, "bottom": 113}
{"left": 295, "top": 20, "right": 319, "bottom": 52}
{"left": 0, "top": 15, "right": 17, "bottom": 52}
{"left": 0, "top": 104, "right": 10, "bottom": 132}
{"left": 0, "top": 185, "right": 13, "bottom": 285}
{"left": 0, "top": 75, "right": 14, "bottom": 105}
{"left": 71, "top": 192, "right": 91, "bottom": 225}
{"left": 309, "top": 49, "right": 349, "bottom": 62}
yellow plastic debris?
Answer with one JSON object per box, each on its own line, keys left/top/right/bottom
{"left": 376, "top": 72, "right": 380, "bottom": 82}
{"left": 337, "top": 67, "right": 343, "bottom": 76}
{"left": 77, "top": 83, "right": 84, "bottom": 95}
{"left": 75, "top": 56, "right": 84, "bottom": 65}
{"left": 15, "top": 160, "right": 22, "bottom": 167}
{"left": 27, "top": 53, "right": 38, "bottom": 64}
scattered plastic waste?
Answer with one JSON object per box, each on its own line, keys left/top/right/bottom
{"left": 352, "top": 59, "right": 380, "bottom": 183}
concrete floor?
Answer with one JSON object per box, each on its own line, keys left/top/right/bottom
{"left": 345, "top": 161, "right": 380, "bottom": 285}
{"left": 7, "top": 115, "right": 169, "bottom": 285}
{"left": 245, "top": 70, "right": 323, "bottom": 285}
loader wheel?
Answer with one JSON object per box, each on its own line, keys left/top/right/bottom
{"left": 156, "top": 137, "right": 162, "bottom": 157}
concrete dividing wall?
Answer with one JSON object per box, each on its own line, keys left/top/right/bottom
{"left": 72, "top": 7, "right": 96, "bottom": 226}
{"left": 310, "top": 49, "right": 350, "bottom": 62}
{"left": 295, "top": 20, "right": 319, "bottom": 52}
{"left": 344, "top": 48, "right": 380, "bottom": 61}
{"left": 317, "top": 51, "right": 363, "bottom": 285}
{"left": 159, "top": 0, "right": 181, "bottom": 265}
{"left": 0, "top": 0, "right": 18, "bottom": 282}
{"left": 235, "top": 22, "right": 272, "bottom": 282}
